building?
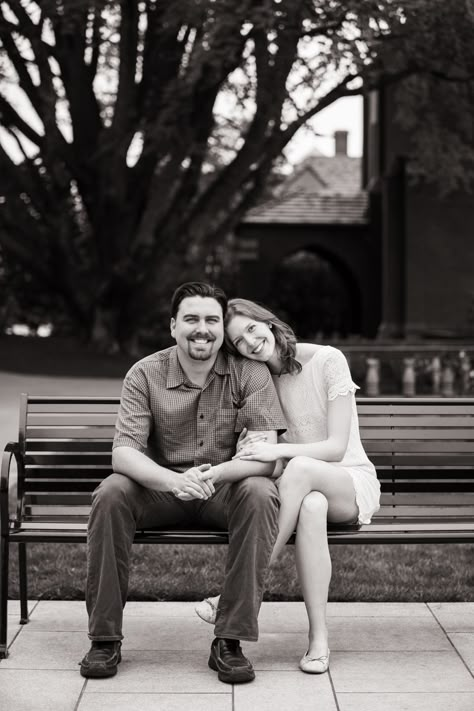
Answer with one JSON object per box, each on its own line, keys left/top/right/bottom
{"left": 236, "top": 96, "right": 474, "bottom": 341}
{"left": 235, "top": 131, "right": 380, "bottom": 338}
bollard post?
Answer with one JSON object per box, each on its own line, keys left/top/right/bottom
{"left": 365, "top": 357, "right": 380, "bottom": 396}
{"left": 459, "top": 352, "right": 471, "bottom": 395}
{"left": 441, "top": 364, "right": 455, "bottom": 397}
{"left": 402, "top": 357, "right": 416, "bottom": 397}
{"left": 431, "top": 356, "right": 441, "bottom": 395}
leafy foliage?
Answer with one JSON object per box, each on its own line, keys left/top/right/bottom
{"left": 0, "top": 1, "right": 473, "bottom": 351}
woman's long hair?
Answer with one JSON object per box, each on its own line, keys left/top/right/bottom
{"left": 224, "top": 298, "right": 302, "bottom": 375}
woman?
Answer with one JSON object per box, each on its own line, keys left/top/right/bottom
{"left": 195, "top": 298, "right": 380, "bottom": 673}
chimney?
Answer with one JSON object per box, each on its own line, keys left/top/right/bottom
{"left": 334, "top": 130, "right": 348, "bottom": 156}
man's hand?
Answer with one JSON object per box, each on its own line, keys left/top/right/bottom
{"left": 171, "top": 463, "right": 217, "bottom": 501}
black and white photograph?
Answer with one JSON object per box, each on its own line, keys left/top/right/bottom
{"left": 1, "top": 2, "right": 474, "bottom": 709}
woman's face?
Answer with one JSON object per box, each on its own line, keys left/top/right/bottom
{"left": 226, "top": 314, "right": 276, "bottom": 362}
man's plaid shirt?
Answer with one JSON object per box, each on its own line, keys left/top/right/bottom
{"left": 113, "top": 346, "right": 287, "bottom": 473}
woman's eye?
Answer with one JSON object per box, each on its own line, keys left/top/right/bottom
{"left": 249, "top": 325, "right": 255, "bottom": 332}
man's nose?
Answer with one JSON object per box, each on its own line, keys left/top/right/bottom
{"left": 196, "top": 320, "right": 211, "bottom": 332}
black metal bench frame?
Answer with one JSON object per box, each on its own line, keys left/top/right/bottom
{"left": 2, "top": 394, "right": 474, "bottom": 658}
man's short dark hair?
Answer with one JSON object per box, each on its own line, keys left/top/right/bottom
{"left": 171, "top": 282, "right": 228, "bottom": 319}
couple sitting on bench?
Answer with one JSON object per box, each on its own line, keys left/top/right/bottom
{"left": 80, "top": 280, "right": 380, "bottom": 683}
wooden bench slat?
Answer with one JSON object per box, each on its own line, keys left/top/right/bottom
{"left": 26, "top": 427, "right": 117, "bottom": 438}
{"left": 29, "top": 403, "right": 120, "bottom": 413}
{"left": 28, "top": 414, "right": 118, "bottom": 425}
{"left": 360, "top": 428, "right": 474, "bottom": 439}
{"left": 26, "top": 440, "right": 113, "bottom": 452}
{"left": 359, "top": 416, "right": 474, "bottom": 427}
{"left": 363, "top": 441, "right": 474, "bottom": 452}
{"left": 25, "top": 454, "right": 113, "bottom": 464}
{"left": 357, "top": 404, "right": 474, "bottom": 414}
{"left": 390, "top": 455, "right": 474, "bottom": 465}
{"left": 25, "top": 481, "right": 102, "bottom": 492}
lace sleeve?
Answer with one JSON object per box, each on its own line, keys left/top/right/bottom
{"left": 320, "top": 348, "right": 360, "bottom": 401}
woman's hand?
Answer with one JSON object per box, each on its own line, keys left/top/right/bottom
{"left": 236, "top": 427, "right": 267, "bottom": 453}
{"left": 233, "top": 441, "right": 280, "bottom": 462}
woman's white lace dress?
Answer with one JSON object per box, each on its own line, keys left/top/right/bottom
{"left": 273, "top": 345, "right": 380, "bottom": 524}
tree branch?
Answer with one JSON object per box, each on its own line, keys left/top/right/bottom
{"left": 0, "top": 92, "right": 43, "bottom": 145}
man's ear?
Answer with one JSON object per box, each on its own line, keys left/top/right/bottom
{"left": 170, "top": 317, "right": 176, "bottom": 339}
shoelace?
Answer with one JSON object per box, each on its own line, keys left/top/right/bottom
{"left": 89, "top": 644, "right": 117, "bottom": 661}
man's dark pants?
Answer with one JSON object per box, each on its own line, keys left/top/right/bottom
{"left": 86, "top": 473, "right": 279, "bottom": 642}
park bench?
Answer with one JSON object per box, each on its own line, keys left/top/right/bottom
{"left": 2, "top": 394, "right": 474, "bottom": 657}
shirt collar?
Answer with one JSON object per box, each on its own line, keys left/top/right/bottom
{"left": 166, "top": 347, "right": 230, "bottom": 389}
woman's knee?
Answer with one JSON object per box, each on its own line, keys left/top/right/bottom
{"left": 299, "top": 491, "right": 329, "bottom": 520}
{"left": 279, "top": 456, "right": 321, "bottom": 494}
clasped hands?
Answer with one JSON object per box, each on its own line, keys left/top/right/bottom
{"left": 172, "top": 463, "right": 217, "bottom": 501}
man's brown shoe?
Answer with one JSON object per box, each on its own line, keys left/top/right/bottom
{"left": 208, "top": 637, "right": 255, "bottom": 684}
{"left": 80, "top": 641, "right": 122, "bottom": 678}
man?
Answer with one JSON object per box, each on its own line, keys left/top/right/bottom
{"left": 80, "top": 281, "right": 286, "bottom": 684}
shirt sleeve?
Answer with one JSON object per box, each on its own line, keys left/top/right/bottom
{"left": 235, "top": 360, "right": 287, "bottom": 434}
{"left": 320, "top": 347, "right": 360, "bottom": 402}
{"left": 113, "top": 364, "right": 153, "bottom": 452}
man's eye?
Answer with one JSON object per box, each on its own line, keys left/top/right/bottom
{"left": 249, "top": 325, "right": 255, "bottom": 332}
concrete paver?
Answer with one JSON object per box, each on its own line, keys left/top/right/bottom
{"left": 337, "top": 692, "right": 474, "bottom": 711}
{"left": 448, "top": 633, "right": 474, "bottom": 672}
{"left": 1, "top": 601, "right": 474, "bottom": 711}
{"left": 234, "top": 670, "right": 337, "bottom": 711}
{"left": 329, "top": 650, "right": 474, "bottom": 692}
{"left": 428, "top": 602, "right": 474, "bottom": 632}
{"left": 78, "top": 693, "right": 231, "bottom": 711}
{"left": 1, "top": 669, "right": 85, "bottom": 711}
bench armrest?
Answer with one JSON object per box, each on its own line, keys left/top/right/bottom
{"left": 1, "top": 442, "right": 20, "bottom": 535}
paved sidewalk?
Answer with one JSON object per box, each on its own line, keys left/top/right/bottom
{"left": 1, "top": 601, "right": 474, "bottom": 711}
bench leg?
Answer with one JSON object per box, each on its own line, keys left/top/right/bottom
{"left": 0, "top": 534, "right": 9, "bottom": 658}
{"left": 19, "top": 543, "right": 28, "bottom": 625}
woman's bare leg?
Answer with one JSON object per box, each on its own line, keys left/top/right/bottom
{"left": 295, "top": 491, "right": 331, "bottom": 658}
{"left": 269, "top": 456, "right": 358, "bottom": 564}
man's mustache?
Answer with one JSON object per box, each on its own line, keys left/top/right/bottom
{"left": 188, "top": 333, "right": 216, "bottom": 341}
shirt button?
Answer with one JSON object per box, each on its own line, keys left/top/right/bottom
{"left": 200, "top": 414, "right": 204, "bottom": 419}
{"left": 199, "top": 440, "right": 204, "bottom": 446}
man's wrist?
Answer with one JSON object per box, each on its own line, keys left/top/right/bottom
{"left": 165, "top": 470, "right": 181, "bottom": 492}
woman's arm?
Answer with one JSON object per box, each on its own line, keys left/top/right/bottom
{"left": 235, "top": 393, "right": 352, "bottom": 463}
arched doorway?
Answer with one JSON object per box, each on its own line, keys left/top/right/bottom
{"left": 266, "top": 249, "right": 361, "bottom": 339}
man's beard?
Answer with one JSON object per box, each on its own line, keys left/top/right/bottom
{"left": 187, "top": 340, "right": 215, "bottom": 360}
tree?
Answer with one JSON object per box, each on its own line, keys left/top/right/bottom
{"left": 0, "top": 0, "right": 473, "bottom": 352}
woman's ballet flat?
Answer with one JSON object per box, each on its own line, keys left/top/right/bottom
{"left": 299, "top": 649, "right": 330, "bottom": 674}
{"left": 194, "top": 595, "right": 220, "bottom": 624}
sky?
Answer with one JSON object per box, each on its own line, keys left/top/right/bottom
{"left": 285, "top": 95, "right": 363, "bottom": 162}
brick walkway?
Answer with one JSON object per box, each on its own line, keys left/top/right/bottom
{"left": 2, "top": 600, "right": 474, "bottom": 710}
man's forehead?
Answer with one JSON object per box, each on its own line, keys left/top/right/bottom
{"left": 176, "top": 296, "right": 223, "bottom": 318}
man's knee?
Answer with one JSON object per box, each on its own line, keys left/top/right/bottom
{"left": 92, "top": 472, "right": 139, "bottom": 511}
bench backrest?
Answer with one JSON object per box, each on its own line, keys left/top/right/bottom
{"left": 15, "top": 395, "right": 474, "bottom": 525}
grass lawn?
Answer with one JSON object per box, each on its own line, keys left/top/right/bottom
{"left": 6, "top": 540, "right": 474, "bottom": 602}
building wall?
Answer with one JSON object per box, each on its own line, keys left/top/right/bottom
{"left": 405, "top": 187, "right": 474, "bottom": 337}
{"left": 372, "top": 85, "right": 474, "bottom": 338}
